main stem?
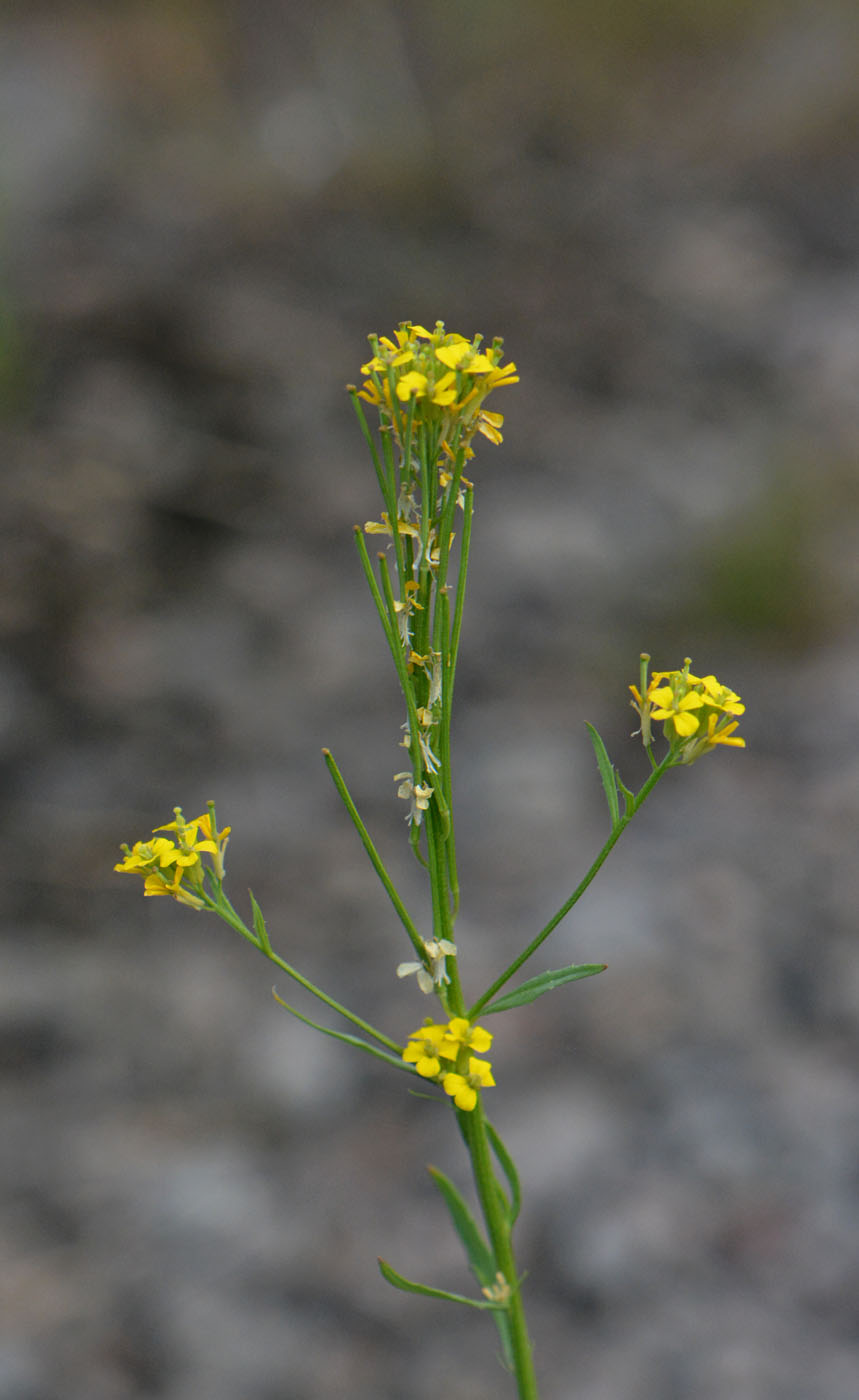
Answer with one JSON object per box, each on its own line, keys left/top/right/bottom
{"left": 460, "top": 1102, "right": 539, "bottom": 1400}
{"left": 426, "top": 778, "right": 536, "bottom": 1391}
{"left": 386, "top": 426, "right": 538, "bottom": 1392}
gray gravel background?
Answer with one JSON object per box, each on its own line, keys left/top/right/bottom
{"left": 2, "top": 4, "right": 859, "bottom": 1399}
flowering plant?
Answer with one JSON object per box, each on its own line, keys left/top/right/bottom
{"left": 116, "top": 320, "right": 744, "bottom": 1398}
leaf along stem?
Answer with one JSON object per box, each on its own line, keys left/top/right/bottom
{"left": 322, "top": 747, "right": 425, "bottom": 961}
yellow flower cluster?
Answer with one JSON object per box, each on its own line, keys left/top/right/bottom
{"left": 630, "top": 659, "right": 745, "bottom": 763}
{"left": 357, "top": 321, "right": 518, "bottom": 454}
{"left": 114, "top": 808, "right": 230, "bottom": 908}
{"left": 402, "top": 1016, "right": 495, "bottom": 1111}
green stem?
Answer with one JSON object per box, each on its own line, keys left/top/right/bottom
{"left": 391, "top": 400, "right": 416, "bottom": 593}
{"left": 467, "top": 752, "right": 674, "bottom": 1020}
{"left": 353, "top": 526, "right": 402, "bottom": 661}
{"left": 348, "top": 390, "right": 392, "bottom": 511}
{"left": 437, "top": 590, "right": 461, "bottom": 915}
{"left": 425, "top": 803, "right": 465, "bottom": 1017}
{"left": 460, "top": 1101, "right": 538, "bottom": 1400}
{"left": 432, "top": 445, "right": 464, "bottom": 608}
{"left": 447, "top": 484, "right": 474, "bottom": 702}
{"left": 376, "top": 545, "right": 424, "bottom": 766}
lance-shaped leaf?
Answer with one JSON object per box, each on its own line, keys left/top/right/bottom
{"left": 616, "top": 770, "right": 636, "bottom": 818}
{"left": 427, "top": 1166, "right": 495, "bottom": 1286}
{"left": 481, "top": 964, "right": 606, "bottom": 1015}
{"left": 485, "top": 1119, "right": 521, "bottom": 1225}
{"left": 377, "top": 1258, "right": 507, "bottom": 1310}
{"left": 271, "top": 991, "right": 408, "bottom": 1072}
{"left": 249, "top": 891, "right": 271, "bottom": 953}
{"left": 426, "top": 1167, "right": 515, "bottom": 1367}
{"left": 585, "top": 722, "right": 620, "bottom": 830}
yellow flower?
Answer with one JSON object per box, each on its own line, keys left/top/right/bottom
{"left": 477, "top": 408, "right": 505, "bottom": 444}
{"left": 435, "top": 340, "right": 473, "bottom": 371}
{"left": 396, "top": 370, "right": 429, "bottom": 401}
{"left": 444, "top": 1017, "right": 493, "bottom": 1056}
{"left": 648, "top": 684, "right": 704, "bottom": 738}
{"left": 143, "top": 869, "right": 206, "bottom": 909}
{"left": 675, "top": 710, "right": 746, "bottom": 764}
{"left": 194, "top": 810, "right": 231, "bottom": 878}
{"left": 364, "top": 512, "right": 421, "bottom": 540}
{"left": 114, "top": 836, "right": 179, "bottom": 875}
{"left": 429, "top": 372, "right": 458, "bottom": 406}
{"left": 698, "top": 675, "right": 745, "bottom": 716}
{"left": 442, "top": 1056, "right": 496, "bottom": 1112}
{"left": 402, "top": 1022, "right": 453, "bottom": 1078}
{"left": 115, "top": 834, "right": 205, "bottom": 907}
{"left": 154, "top": 811, "right": 216, "bottom": 859}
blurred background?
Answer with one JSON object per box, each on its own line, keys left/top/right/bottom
{"left": 2, "top": 2, "right": 859, "bottom": 1398}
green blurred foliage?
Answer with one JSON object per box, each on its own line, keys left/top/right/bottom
{"left": 696, "top": 465, "right": 849, "bottom": 648}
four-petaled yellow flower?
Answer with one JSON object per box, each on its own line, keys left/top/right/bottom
{"left": 442, "top": 1057, "right": 496, "bottom": 1113}
{"left": 444, "top": 1017, "right": 493, "bottom": 1056}
{"left": 402, "top": 1022, "right": 457, "bottom": 1078}
{"left": 648, "top": 681, "right": 704, "bottom": 737}
{"left": 114, "top": 836, "right": 180, "bottom": 875}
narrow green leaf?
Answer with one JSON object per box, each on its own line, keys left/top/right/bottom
{"left": 427, "top": 1166, "right": 495, "bottom": 1286}
{"left": 271, "top": 991, "right": 408, "bottom": 1072}
{"left": 386, "top": 1185, "right": 517, "bottom": 1367}
{"left": 377, "top": 1258, "right": 506, "bottom": 1310}
{"left": 616, "top": 772, "right": 636, "bottom": 818}
{"left": 493, "top": 1304, "right": 515, "bottom": 1371}
{"left": 321, "top": 748, "right": 424, "bottom": 955}
{"left": 482, "top": 964, "right": 606, "bottom": 1015}
{"left": 428, "top": 1161, "right": 518, "bottom": 1368}
{"left": 485, "top": 1120, "right": 521, "bottom": 1225}
{"left": 585, "top": 722, "right": 620, "bottom": 830}
{"left": 248, "top": 891, "right": 271, "bottom": 953}
{"left": 348, "top": 389, "right": 390, "bottom": 505}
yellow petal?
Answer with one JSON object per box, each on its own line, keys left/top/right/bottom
{"left": 436, "top": 342, "right": 472, "bottom": 370}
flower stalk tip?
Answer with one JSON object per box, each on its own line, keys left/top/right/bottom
{"left": 630, "top": 657, "right": 745, "bottom": 763}
{"left": 115, "top": 805, "right": 231, "bottom": 906}
{"left": 357, "top": 320, "right": 517, "bottom": 457}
